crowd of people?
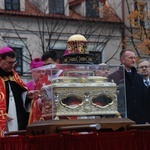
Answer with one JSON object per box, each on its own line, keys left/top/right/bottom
{"left": 0, "top": 45, "right": 149, "bottom": 137}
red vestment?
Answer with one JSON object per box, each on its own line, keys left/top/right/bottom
{"left": 0, "top": 70, "right": 28, "bottom": 137}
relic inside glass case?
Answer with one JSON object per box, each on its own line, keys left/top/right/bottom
{"left": 31, "top": 64, "right": 127, "bottom": 122}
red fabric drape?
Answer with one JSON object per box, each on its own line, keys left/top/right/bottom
{"left": 1, "top": 136, "right": 28, "bottom": 150}
{"left": 134, "top": 130, "right": 150, "bottom": 149}
{"left": 54, "top": 131, "right": 135, "bottom": 150}
{"left": 0, "top": 131, "right": 150, "bottom": 150}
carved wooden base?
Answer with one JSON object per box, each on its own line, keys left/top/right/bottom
{"left": 26, "top": 118, "right": 135, "bottom": 135}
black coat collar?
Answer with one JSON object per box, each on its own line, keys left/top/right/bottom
{"left": 0, "top": 67, "right": 13, "bottom": 77}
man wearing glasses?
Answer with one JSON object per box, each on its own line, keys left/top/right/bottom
{"left": 137, "top": 59, "right": 150, "bottom": 87}
{"left": 0, "top": 46, "right": 38, "bottom": 137}
{"left": 137, "top": 59, "right": 150, "bottom": 123}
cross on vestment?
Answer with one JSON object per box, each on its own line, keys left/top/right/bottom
{"left": 0, "top": 110, "right": 6, "bottom": 119}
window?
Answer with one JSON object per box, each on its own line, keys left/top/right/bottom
{"left": 145, "top": 0, "right": 150, "bottom": 28}
{"left": 49, "top": 0, "right": 64, "bottom": 14}
{"left": 12, "top": 47, "right": 23, "bottom": 75}
{"left": 5, "top": 0, "right": 20, "bottom": 11}
{"left": 86, "top": 0, "right": 99, "bottom": 18}
{"left": 136, "top": 1, "right": 145, "bottom": 27}
{"left": 132, "top": 1, "right": 147, "bottom": 27}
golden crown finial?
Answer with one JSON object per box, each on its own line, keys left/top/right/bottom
{"left": 67, "top": 34, "right": 87, "bottom": 54}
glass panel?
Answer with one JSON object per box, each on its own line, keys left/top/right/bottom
{"left": 86, "top": 0, "right": 99, "bottom": 17}
{"left": 49, "top": 0, "right": 64, "bottom": 14}
{"left": 5, "top": 4, "right": 11, "bottom": 10}
{"left": 5, "top": 0, "right": 19, "bottom": 10}
{"left": 32, "top": 64, "right": 126, "bottom": 122}
{"left": 61, "top": 95, "right": 83, "bottom": 108}
{"left": 5, "top": 0, "right": 11, "bottom": 2}
{"left": 92, "top": 94, "right": 113, "bottom": 108}
{"left": 13, "top": 47, "right": 23, "bottom": 75}
{"left": 13, "top": 4, "right": 19, "bottom": 10}
{"left": 13, "top": 0, "right": 19, "bottom": 2}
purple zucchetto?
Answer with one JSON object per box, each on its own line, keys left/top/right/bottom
{"left": 30, "top": 58, "right": 43, "bottom": 70}
{"left": 0, "top": 46, "right": 13, "bottom": 54}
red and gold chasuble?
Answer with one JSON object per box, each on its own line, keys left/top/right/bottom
{"left": 0, "top": 70, "right": 27, "bottom": 137}
{"left": 28, "top": 67, "right": 63, "bottom": 124}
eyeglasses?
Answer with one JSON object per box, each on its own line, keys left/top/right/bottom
{"left": 43, "top": 63, "right": 52, "bottom": 66}
{"left": 138, "top": 66, "right": 149, "bottom": 69}
{"left": 5, "top": 60, "right": 17, "bottom": 65}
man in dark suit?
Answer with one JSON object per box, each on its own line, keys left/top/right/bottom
{"left": 108, "top": 49, "right": 146, "bottom": 124}
{"left": 137, "top": 59, "right": 150, "bottom": 87}
{"left": 137, "top": 59, "right": 150, "bottom": 123}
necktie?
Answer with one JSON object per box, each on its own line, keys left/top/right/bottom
{"left": 127, "top": 72, "right": 132, "bottom": 78}
{"left": 145, "top": 80, "right": 149, "bottom": 87}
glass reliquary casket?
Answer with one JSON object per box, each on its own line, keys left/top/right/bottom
{"left": 31, "top": 64, "right": 126, "bottom": 121}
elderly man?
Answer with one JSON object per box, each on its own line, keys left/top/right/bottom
{"left": 0, "top": 46, "right": 38, "bottom": 136}
{"left": 137, "top": 59, "right": 150, "bottom": 87}
{"left": 137, "top": 59, "right": 150, "bottom": 123}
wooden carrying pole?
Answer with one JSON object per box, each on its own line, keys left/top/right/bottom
{"left": 56, "top": 123, "right": 101, "bottom": 132}
{"left": 127, "top": 124, "right": 150, "bottom": 130}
